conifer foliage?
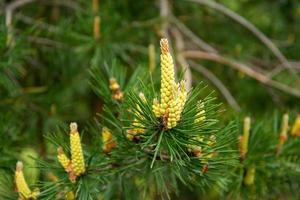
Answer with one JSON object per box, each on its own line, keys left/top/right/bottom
{"left": 1, "top": 1, "right": 300, "bottom": 200}
{"left": 1, "top": 38, "right": 238, "bottom": 199}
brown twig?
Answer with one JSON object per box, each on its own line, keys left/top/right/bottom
{"left": 188, "top": 0, "right": 297, "bottom": 76}
{"left": 171, "top": 16, "right": 218, "bottom": 53}
{"left": 27, "top": 35, "right": 69, "bottom": 48}
{"left": 5, "top": 0, "right": 36, "bottom": 46}
{"left": 184, "top": 50, "right": 300, "bottom": 98}
{"left": 188, "top": 60, "right": 241, "bottom": 111}
{"left": 160, "top": 0, "right": 170, "bottom": 38}
{"left": 171, "top": 28, "right": 192, "bottom": 91}
{"left": 5, "top": 0, "right": 36, "bottom": 27}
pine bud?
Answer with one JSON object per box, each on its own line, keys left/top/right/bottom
{"left": 192, "top": 146, "right": 202, "bottom": 158}
{"left": 243, "top": 165, "right": 256, "bottom": 186}
{"left": 109, "top": 78, "right": 120, "bottom": 91}
{"left": 279, "top": 113, "right": 289, "bottom": 145}
{"left": 127, "top": 93, "right": 148, "bottom": 140}
{"left": 102, "top": 127, "right": 117, "bottom": 153}
{"left": 57, "top": 147, "right": 71, "bottom": 172}
{"left": 207, "top": 135, "right": 216, "bottom": 146}
{"left": 109, "top": 78, "right": 123, "bottom": 101}
{"left": 160, "top": 38, "right": 176, "bottom": 113}
{"left": 139, "top": 92, "right": 146, "bottom": 102}
{"left": 46, "top": 172, "right": 58, "bottom": 182}
{"left": 195, "top": 101, "right": 206, "bottom": 124}
{"left": 148, "top": 43, "right": 156, "bottom": 72}
{"left": 20, "top": 148, "right": 39, "bottom": 185}
{"left": 93, "top": 16, "right": 101, "bottom": 40}
{"left": 151, "top": 38, "right": 187, "bottom": 129}
{"left": 291, "top": 115, "right": 300, "bottom": 137}
{"left": 239, "top": 117, "right": 251, "bottom": 159}
{"left": 188, "top": 135, "right": 204, "bottom": 157}
{"left": 65, "top": 191, "right": 75, "bottom": 200}
{"left": 92, "top": 0, "right": 99, "bottom": 13}
{"left": 126, "top": 129, "right": 139, "bottom": 141}
{"left": 113, "top": 90, "right": 124, "bottom": 101}
{"left": 69, "top": 122, "right": 86, "bottom": 176}
{"left": 177, "top": 80, "right": 187, "bottom": 114}
{"left": 15, "top": 161, "right": 39, "bottom": 199}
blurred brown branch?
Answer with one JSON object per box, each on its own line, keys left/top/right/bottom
{"left": 188, "top": 0, "right": 297, "bottom": 77}
{"left": 189, "top": 60, "right": 241, "bottom": 111}
{"left": 171, "top": 28, "right": 192, "bottom": 91}
{"left": 184, "top": 50, "right": 300, "bottom": 98}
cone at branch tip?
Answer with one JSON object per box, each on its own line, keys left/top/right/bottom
{"left": 151, "top": 38, "right": 188, "bottom": 129}
{"left": 239, "top": 117, "right": 251, "bottom": 159}
{"left": 69, "top": 122, "right": 86, "bottom": 177}
{"left": 291, "top": 115, "right": 300, "bottom": 137}
{"left": 15, "top": 161, "right": 39, "bottom": 199}
{"left": 57, "top": 147, "right": 71, "bottom": 172}
{"left": 70, "top": 122, "right": 78, "bottom": 134}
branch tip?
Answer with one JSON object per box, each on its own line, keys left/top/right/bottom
{"left": 160, "top": 38, "right": 169, "bottom": 54}
{"left": 16, "top": 161, "right": 23, "bottom": 171}
{"left": 70, "top": 122, "right": 78, "bottom": 133}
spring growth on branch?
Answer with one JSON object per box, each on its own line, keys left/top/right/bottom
{"left": 148, "top": 43, "right": 156, "bottom": 72}
{"left": 65, "top": 191, "right": 76, "bottom": 200}
{"left": 152, "top": 38, "right": 187, "bottom": 129}
{"left": 127, "top": 93, "right": 146, "bottom": 140}
{"left": 243, "top": 165, "right": 256, "bottom": 186}
{"left": 291, "top": 115, "right": 300, "bottom": 137}
{"left": 277, "top": 114, "right": 289, "bottom": 153}
{"left": 102, "top": 127, "right": 117, "bottom": 153}
{"left": 56, "top": 123, "right": 86, "bottom": 182}
{"left": 92, "top": 0, "right": 99, "bottom": 13}
{"left": 239, "top": 117, "right": 251, "bottom": 160}
{"left": 109, "top": 78, "right": 123, "bottom": 101}
{"left": 160, "top": 38, "right": 176, "bottom": 114}
{"left": 70, "top": 122, "right": 86, "bottom": 176}
{"left": 15, "top": 161, "right": 39, "bottom": 200}
{"left": 194, "top": 100, "right": 206, "bottom": 124}
{"left": 93, "top": 16, "right": 101, "bottom": 40}
{"left": 57, "top": 147, "right": 71, "bottom": 172}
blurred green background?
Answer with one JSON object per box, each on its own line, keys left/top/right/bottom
{"left": 0, "top": 0, "right": 299, "bottom": 159}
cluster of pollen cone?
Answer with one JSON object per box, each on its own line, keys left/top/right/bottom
{"left": 14, "top": 38, "right": 211, "bottom": 199}
{"left": 15, "top": 161, "right": 39, "bottom": 200}
{"left": 152, "top": 38, "right": 187, "bottom": 129}
{"left": 57, "top": 123, "right": 86, "bottom": 183}
{"left": 127, "top": 38, "right": 206, "bottom": 140}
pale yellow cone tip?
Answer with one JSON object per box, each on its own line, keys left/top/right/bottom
{"left": 160, "top": 38, "right": 169, "bottom": 54}
{"left": 139, "top": 92, "right": 146, "bottom": 102}
{"left": 70, "top": 122, "right": 78, "bottom": 133}
{"left": 280, "top": 113, "right": 289, "bottom": 137}
{"left": 244, "top": 117, "right": 251, "bottom": 132}
{"left": 16, "top": 161, "right": 23, "bottom": 172}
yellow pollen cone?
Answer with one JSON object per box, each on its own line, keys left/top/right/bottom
{"left": 70, "top": 122, "right": 86, "bottom": 176}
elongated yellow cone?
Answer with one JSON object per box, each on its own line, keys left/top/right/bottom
{"left": 102, "top": 127, "right": 117, "bottom": 153}
{"left": 244, "top": 165, "right": 256, "bottom": 186}
{"left": 70, "top": 122, "right": 86, "bottom": 176}
{"left": 15, "top": 161, "right": 39, "bottom": 199}
{"left": 151, "top": 38, "right": 188, "bottom": 130}
{"left": 291, "top": 115, "right": 300, "bottom": 137}
{"left": 57, "top": 147, "right": 71, "bottom": 172}
{"left": 239, "top": 117, "right": 251, "bottom": 159}
{"left": 160, "top": 38, "right": 176, "bottom": 113}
